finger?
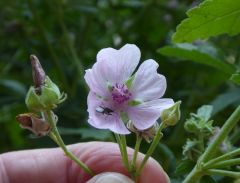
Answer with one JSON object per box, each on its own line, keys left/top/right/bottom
{"left": 0, "top": 142, "right": 169, "bottom": 183}
{"left": 86, "top": 172, "right": 134, "bottom": 183}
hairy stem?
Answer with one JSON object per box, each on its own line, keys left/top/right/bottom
{"left": 44, "top": 110, "right": 94, "bottom": 176}
{"left": 183, "top": 105, "right": 240, "bottom": 183}
{"left": 131, "top": 135, "right": 142, "bottom": 172}
{"left": 205, "top": 169, "right": 240, "bottom": 178}
{"left": 203, "top": 148, "right": 240, "bottom": 169}
{"left": 205, "top": 158, "right": 240, "bottom": 169}
{"left": 114, "top": 134, "right": 127, "bottom": 167}
{"left": 119, "top": 135, "right": 131, "bottom": 171}
{"left": 200, "top": 106, "right": 240, "bottom": 163}
{"left": 136, "top": 123, "right": 165, "bottom": 176}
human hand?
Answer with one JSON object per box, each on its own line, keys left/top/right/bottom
{"left": 0, "top": 142, "right": 169, "bottom": 183}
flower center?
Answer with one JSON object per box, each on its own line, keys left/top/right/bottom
{"left": 111, "top": 83, "right": 132, "bottom": 104}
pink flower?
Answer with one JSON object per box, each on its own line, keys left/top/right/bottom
{"left": 84, "top": 44, "right": 174, "bottom": 134}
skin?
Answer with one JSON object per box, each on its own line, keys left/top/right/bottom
{"left": 0, "top": 142, "right": 169, "bottom": 183}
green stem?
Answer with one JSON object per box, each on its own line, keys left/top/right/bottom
{"left": 229, "top": 127, "right": 240, "bottom": 144}
{"left": 203, "top": 148, "right": 240, "bottom": 169}
{"left": 44, "top": 110, "right": 94, "bottom": 176}
{"left": 183, "top": 166, "right": 202, "bottom": 183}
{"left": 48, "top": 132, "right": 59, "bottom": 145}
{"left": 136, "top": 123, "right": 165, "bottom": 176}
{"left": 114, "top": 133, "right": 127, "bottom": 168}
{"left": 200, "top": 106, "right": 240, "bottom": 163}
{"left": 205, "top": 169, "right": 240, "bottom": 178}
{"left": 119, "top": 135, "right": 131, "bottom": 171}
{"left": 131, "top": 135, "right": 142, "bottom": 171}
{"left": 205, "top": 158, "right": 240, "bottom": 169}
{"left": 183, "top": 106, "right": 240, "bottom": 183}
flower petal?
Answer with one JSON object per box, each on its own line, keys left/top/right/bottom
{"left": 84, "top": 60, "right": 110, "bottom": 97}
{"left": 87, "top": 92, "right": 130, "bottom": 134}
{"left": 131, "top": 59, "right": 166, "bottom": 101}
{"left": 127, "top": 98, "right": 174, "bottom": 130}
{"left": 96, "top": 44, "right": 140, "bottom": 83}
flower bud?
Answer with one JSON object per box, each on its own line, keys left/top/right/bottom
{"left": 25, "top": 55, "right": 67, "bottom": 111}
{"left": 30, "top": 54, "right": 46, "bottom": 95}
{"left": 16, "top": 113, "right": 50, "bottom": 137}
{"left": 161, "top": 101, "right": 181, "bottom": 126}
{"left": 25, "top": 76, "right": 67, "bottom": 111}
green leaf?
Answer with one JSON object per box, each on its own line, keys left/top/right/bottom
{"left": 0, "top": 79, "right": 26, "bottom": 96}
{"left": 154, "top": 143, "right": 177, "bottom": 173}
{"left": 158, "top": 43, "right": 235, "bottom": 74}
{"left": 211, "top": 89, "right": 240, "bottom": 115}
{"left": 172, "top": 0, "right": 240, "bottom": 42}
{"left": 230, "top": 73, "right": 240, "bottom": 85}
{"left": 197, "top": 105, "right": 213, "bottom": 121}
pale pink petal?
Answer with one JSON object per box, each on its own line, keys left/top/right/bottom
{"left": 127, "top": 98, "right": 174, "bottom": 130}
{"left": 131, "top": 59, "right": 166, "bottom": 101}
{"left": 96, "top": 44, "right": 140, "bottom": 83}
{"left": 87, "top": 92, "right": 130, "bottom": 134}
{"left": 84, "top": 60, "right": 111, "bottom": 97}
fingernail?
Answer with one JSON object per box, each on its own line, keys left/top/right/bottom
{"left": 86, "top": 172, "right": 134, "bottom": 183}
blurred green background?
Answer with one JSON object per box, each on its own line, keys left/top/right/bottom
{"left": 1, "top": 0, "right": 240, "bottom": 181}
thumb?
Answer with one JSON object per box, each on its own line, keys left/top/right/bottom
{"left": 86, "top": 172, "right": 134, "bottom": 183}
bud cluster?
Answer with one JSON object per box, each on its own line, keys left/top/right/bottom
{"left": 16, "top": 55, "right": 66, "bottom": 136}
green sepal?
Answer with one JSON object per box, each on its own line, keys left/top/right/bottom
{"left": 161, "top": 101, "right": 181, "bottom": 126}
{"left": 25, "top": 86, "right": 45, "bottom": 111}
{"left": 120, "top": 112, "right": 129, "bottom": 124}
{"left": 128, "top": 100, "right": 142, "bottom": 106}
{"left": 125, "top": 75, "right": 135, "bottom": 89}
{"left": 25, "top": 76, "right": 67, "bottom": 111}
{"left": 107, "top": 82, "right": 113, "bottom": 91}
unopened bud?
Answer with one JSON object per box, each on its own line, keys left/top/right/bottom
{"left": 161, "top": 101, "right": 181, "bottom": 126}
{"left": 16, "top": 113, "right": 50, "bottom": 136}
{"left": 25, "top": 76, "right": 67, "bottom": 111}
{"left": 127, "top": 122, "right": 160, "bottom": 143}
{"left": 30, "top": 55, "right": 46, "bottom": 95}
{"left": 25, "top": 55, "right": 67, "bottom": 111}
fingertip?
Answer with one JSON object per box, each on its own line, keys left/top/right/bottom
{"left": 139, "top": 157, "right": 170, "bottom": 183}
{"left": 69, "top": 142, "right": 169, "bottom": 183}
{"left": 0, "top": 142, "right": 169, "bottom": 183}
{"left": 86, "top": 172, "right": 134, "bottom": 183}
